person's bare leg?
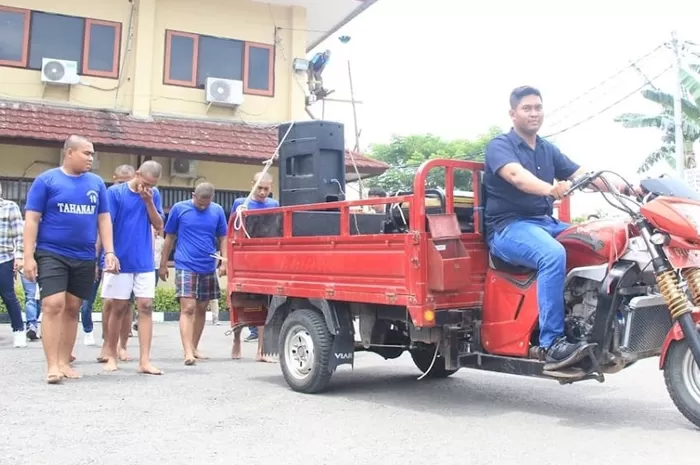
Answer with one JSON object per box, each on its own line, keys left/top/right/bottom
{"left": 118, "top": 309, "right": 132, "bottom": 361}
{"left": 232, "top": 326, "right": 242, "bottom": 359}
{"left": 210, "top": 299, "right": 220, "bottom": 325}
{"left": 136, "top": 297, "right": 162, "bottom": 375}
{"left": 255, "top": 326, "right": 276, "bottom": 363}
{"left": 97, "top": 302, "right": 112, "bottom": 362}
{"left": 40, "top": 293, "right": 66, "bottom": 383}
{"left": 103, "top": 299, "right": 129, "bottom": 371}
{"left": 192, "top": 300, "right": 208, "bottom": 359}
{"left": 58, "top": 293, "right": 83, "bottom": 378}
{"left": 179, "top": 298, "right": 197, "bottom": 365}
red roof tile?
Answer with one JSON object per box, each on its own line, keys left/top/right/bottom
{"left": 0, "top": 100, "right": 388, "bottom": 174}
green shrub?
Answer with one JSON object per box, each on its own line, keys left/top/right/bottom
{"left": 0, "top": 283, "right": 228, "bottom": 312}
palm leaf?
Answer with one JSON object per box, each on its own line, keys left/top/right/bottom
{"left": 680, "top": 67, "right": 700, "bottom": 108}
{"left": 637, "top": 147, "right": 675, "bottom": 174}
{"left": 641, "top": 89, "right": 676, "bottom": 107}
{"left": 614, "top": 113, "right": 669, "bottom": 130}
{"left": 641, "top": 88, "right": 700, "bottom": 120}
{"left": 683, "top": 118, "right": 700, "bottom": 140}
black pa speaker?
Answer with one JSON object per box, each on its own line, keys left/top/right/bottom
{"left": 277, "top": 120, "right": 346, "bottom": 206}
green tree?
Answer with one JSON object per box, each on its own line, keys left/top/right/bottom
{"left": 365, "top": 126, "right": 502, "bottom": 192}
{"left": 614, "top": 65, "right": 700, "bottom": 174}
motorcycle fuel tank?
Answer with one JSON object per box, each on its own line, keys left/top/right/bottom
{"left": 557, "top": 218, "right": 631, "bottom": 269}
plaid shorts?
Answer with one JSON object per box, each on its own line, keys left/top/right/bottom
{"left": 174, "top": 269, "right": 220, "bottom": 302}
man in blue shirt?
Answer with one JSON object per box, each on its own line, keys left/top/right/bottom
{"left": 101, "top": 161, "right": 165, "bottom": 375}
{"left": 23, "top": 135, "right": 119, "bottom": 384}
{"left": 230, "top": 171, "right": 278, "bottom": 362}
{"left": 307, "top": 49, "right": 331, "bottom": 98}
{"left": 81, "top": 164, "right": 135, "bottom": 351}
{"left": 483, "top": 86, "right": 635, "bottom": 371}
{"left": 160, "top": 182, "right": 227, "bottom": 365}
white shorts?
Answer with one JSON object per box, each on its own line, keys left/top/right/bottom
{"left": 101, "top": 272, "right": 156, "bottom": 300}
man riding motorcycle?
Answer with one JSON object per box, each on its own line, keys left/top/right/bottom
{"left": 483, "top": 85, "right": 641, "bottom": 371}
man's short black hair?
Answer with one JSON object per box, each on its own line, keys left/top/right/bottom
{"left": 368, "top": 187, "right": 387, "bottom": 197}
{"left": 510, "top": 86, "right": 542, "bottom": 109}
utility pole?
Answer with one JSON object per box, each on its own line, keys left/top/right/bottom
{"left": 671, "top": 30, "right": 685, "bottom": 177}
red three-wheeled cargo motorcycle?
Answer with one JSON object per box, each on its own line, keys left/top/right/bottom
{"left": 227, "top": 159, "right": 700, "bottom": 429}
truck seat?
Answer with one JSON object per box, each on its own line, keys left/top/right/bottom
{"left": 488, "top": 253, "right": 535, "bottom": 274}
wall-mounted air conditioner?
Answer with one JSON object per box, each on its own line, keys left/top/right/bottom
{"left": 170, "top": 158, "right": 198, "bottom": 179}
{"left": 41, "top": 58, "right": 80, "bottom": 85}
{"left": 205, "top": 77, "right": 244, "bottom": 107}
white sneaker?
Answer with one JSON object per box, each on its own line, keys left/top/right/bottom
{"left": 13, "top": 330, "right": 27, "bottom": 348}
{"left": 84, "top": 332, "right": 96, "bottom": 346}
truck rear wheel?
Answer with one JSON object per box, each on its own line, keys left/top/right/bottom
{"left": 279, "top": 309, "right": 334, "bottom": 394}
{"left": 410, "top": 347, "right": 458, "bottom": 378}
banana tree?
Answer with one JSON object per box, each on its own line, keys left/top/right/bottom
{"left": 614, "top": 65, "right": 700, "bottom": 174}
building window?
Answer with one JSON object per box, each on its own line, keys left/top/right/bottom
{"left": 244, "top": 42, "right": 274, "bottom": 97}
{"left": 164, "top": 29, "right": 275, "bottom": 97}
{"left": 0, "top": 6, "right": 121, "bottom": 78}
{"left": 0, "top": 6, "right": 30, "bottom": 67}
{"left": 83, "top": 19, "right": 122, "bottom": 78}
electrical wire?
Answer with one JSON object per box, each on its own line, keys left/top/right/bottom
{"left": 546, "top": 43, "right": 664, "bottom": 118}
{"left": 542, "top": 65, "right": 673, "bottom": 139}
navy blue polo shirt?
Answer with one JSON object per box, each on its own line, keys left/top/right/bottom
{"left": 483, "top": 129, "right": 579, "bottom": 241}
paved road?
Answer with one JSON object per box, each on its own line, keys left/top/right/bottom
{"left": 0, "top": 322, "right": 697, "bottom": 465}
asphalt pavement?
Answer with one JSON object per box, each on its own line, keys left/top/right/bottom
{"left": 0, "top": 322, "right": 697, "bottom": 465}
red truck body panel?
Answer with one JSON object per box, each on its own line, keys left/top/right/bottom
{"left": 226, "top": 159, "right": 571, "bottom": 328}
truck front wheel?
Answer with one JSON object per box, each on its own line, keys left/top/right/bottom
{"left": 279, "top": 309, "right": 334, "bottom": 394}
{"left": 664, "top": 339, "right": 700, "bottom": 429}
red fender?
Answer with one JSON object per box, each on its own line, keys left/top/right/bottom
{"left": 659, "top": 312, "right": 700, "bottom": 369}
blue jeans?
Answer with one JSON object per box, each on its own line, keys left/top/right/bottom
{"left": 21, "top": 274, "right": 41, "bottom": 328}
{"left": 79, "top": 271, "right": 102, "bottom": 334}
{"left": 489, "top": 216, "right": 569, "bottom": 349}
{"left": 0, "top": 259, "right": 23, "bottom": 332}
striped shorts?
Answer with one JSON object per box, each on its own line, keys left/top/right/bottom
{"left": 174, "top": 269, "right": 220, "bottom": 302}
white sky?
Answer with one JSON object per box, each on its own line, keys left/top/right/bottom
{"left": 308, "top": 0, "right": 700, "bottom": 216}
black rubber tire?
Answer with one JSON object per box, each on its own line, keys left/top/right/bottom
{"left": 663, "top": 339, "right": 700, "bottom": 429}
{"left": 279, "top": 309, "right": 334, "bottom": 394}
{"left": 410, "top": 348, "right": 458, "bottom": 378}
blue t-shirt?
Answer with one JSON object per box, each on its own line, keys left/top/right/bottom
{"left": 164, "top": 200, "right": 227, "bottom": 274}
{"left": 231, "top": 197, "right": 279, "bottom": 215}
{"left": 25, "top": 168, "right": 109, "bottom": 261}
{"left": 107, "top": 183, "right": 164, "bottom": 273}
{"left": 310, "top": 52, "right": 328, "bottom": 72}
{"left": 483, "top": 129, "right": 579, "bottom": 241}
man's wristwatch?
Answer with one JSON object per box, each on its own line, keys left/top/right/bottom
{"left": 104, "top": 251, "right": 115, "bottom": 256}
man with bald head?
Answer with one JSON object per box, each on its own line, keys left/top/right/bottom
{"left": 230, "top": 171, "right": 278, "bottom": 362}
{"left": 23, "top": 135, "right": 119, "bottom": 383}
{"left": 160, "top": 182, "right": 227, "bottom": 365}
{"left": 101, "top": 160, "right": 164, "bottom": 375}
{"left": 81, "top": 164, "right": 135, "bottom": 348}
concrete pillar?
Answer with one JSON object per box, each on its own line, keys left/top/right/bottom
{"left": 131, "top": 0, "right": 157, "bottom": 118}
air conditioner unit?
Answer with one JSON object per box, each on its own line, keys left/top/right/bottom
{"left": 58, "top": 149, "right": 100, "bottom": 170}
{"left": 205, "top": 77, "right": 244, "bottom": 107}
{"left": 41, "top": 58, "right": 80, "bottom": 85}
{"left": 171, "top": 158, "right": 198, "bottom": 179}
